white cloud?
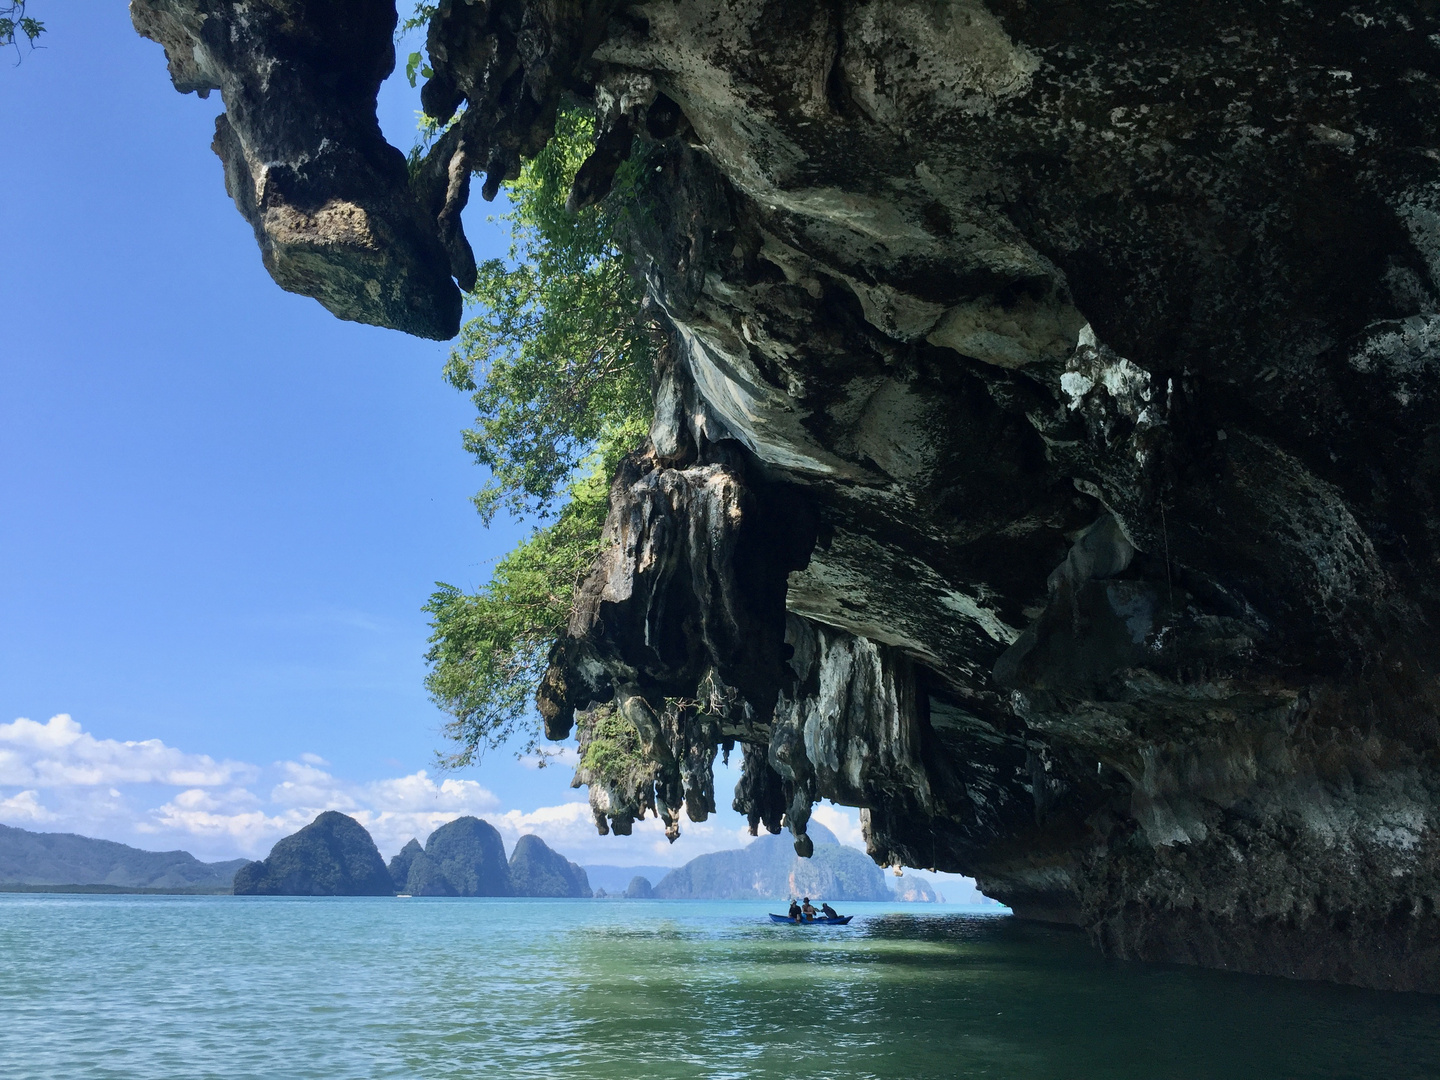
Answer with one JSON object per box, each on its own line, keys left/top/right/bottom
{"left": 811, "top": 803, "right": 866, "bottom": 848}
{"left": 0, "top": 789, "right": 55, "bottom": 823}
{"left": 518, "top": 746, "right": 579, "bottom": 770}
{"left": 364, "top": 770, "right": 498, "bottom": 813}
{"left": 473, "top": 799, "right": 765, "bottom": 870}
{"left": 125, "top": 754, "right": 502, "bottom": 859}
{"left": 147, "top": 788, "right": 305, "bottom": 852}
{"left": 270, "top": 761, "right": 362, "bottom": 811}
{"left": 0, "top": 715, "right": 256, "bottom": 788}
{"left": 351, "top": 770, "right": 501, "bottom": 856}
{"left": 488, "top": 800, "right": 606, "bottom": 856}
{"left": 1, "top": 716, "right": 756, "bottom": 863}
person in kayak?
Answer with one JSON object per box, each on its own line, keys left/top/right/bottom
{"left": 788, "top": 899, "right": 802, "bottom": 921}
{"left": 801, "top": 897, "right": 818, "bottom": 920}
{"left": 820, "top": 902, "right": 839, "bottom": 919}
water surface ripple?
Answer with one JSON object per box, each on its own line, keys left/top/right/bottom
{"left": 3, "top": 895, "right": 1438, "bottom": 1079}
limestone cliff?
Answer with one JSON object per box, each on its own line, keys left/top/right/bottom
{"left": 401, "top": 815, "right": 512, "bottom": 896}
{"left": 233, "top": 811, "right": 394, "bottom": 896}
{"left": 134, "top": 0, "right": 1440, "bottom": 991}
{"left": 508, "top": 833, "right": 593, "bottom": 897}
{"left": 387, "top": 837, "right": 425, "bottom": 892}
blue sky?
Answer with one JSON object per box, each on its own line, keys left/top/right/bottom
{"left": 0, "top": 4, "right": 977, "bottom": 899}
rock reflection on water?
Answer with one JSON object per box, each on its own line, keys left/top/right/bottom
{"left": 3, "top": 897, "right": 1439, "bottom": 1080}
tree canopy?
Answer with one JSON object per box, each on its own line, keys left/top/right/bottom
{"left": 424, "top": 424, "right": 642, "bottom": 765}
{"left": 445, "top": 108, "right": 654, "bottom": 524}
{"left": 424, "top": 108, "right": 655, "bottom": 766}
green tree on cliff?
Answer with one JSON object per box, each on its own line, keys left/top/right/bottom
{"left": 446, "top": 108, "right": 653, "bottom": 525}
{"left": 424, "top": 109, "right": 655, "bottom": 765}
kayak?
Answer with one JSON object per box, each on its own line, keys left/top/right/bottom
{"left": 769, "top": 913, "right": 853, "bottom": 925}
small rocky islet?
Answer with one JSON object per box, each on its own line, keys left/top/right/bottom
{"left": 233, "top": 812, "right": 589, "bottom": 898}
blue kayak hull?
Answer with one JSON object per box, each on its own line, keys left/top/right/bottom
{"left": 769, "top": 913, "right": 853, "bottom": 925}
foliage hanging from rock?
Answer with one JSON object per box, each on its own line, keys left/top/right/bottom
{"left": 445, "top": 107, "right": 654, "bottom": 524}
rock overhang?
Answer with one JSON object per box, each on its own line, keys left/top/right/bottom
{"left": 133, "top": 0, "right": 1440, "bottom": 992}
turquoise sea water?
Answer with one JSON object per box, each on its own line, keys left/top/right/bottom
{"left": 4, "top": 896, "right": 1440, "bottom": 1079}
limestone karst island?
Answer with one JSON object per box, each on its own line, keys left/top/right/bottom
{"left": 6, "top": 0, "right": 1440, "bottom": 1076}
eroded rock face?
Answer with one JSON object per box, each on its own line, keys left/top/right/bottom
{"left": 130, "top": 0, "right": 466, "bottom": 337}
{"left": 137, "top": 0, "right": 1440, "bottom": 990}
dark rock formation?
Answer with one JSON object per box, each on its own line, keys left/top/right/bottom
{"left": 0, "top": 823, "right": 246, "bottom": 890}
{"left": 387, "top": 838, "right": 424, "bottom": 892}
{"left": 136, "top": 0, "right": 1440, "bottom": 990}
{"left": 402, "top": 816, "right": 512, "bottom": 897}
{"left": 233, "top": 811, "right": 393, "bottom": 896}
{"left": 623, "top": 875, "right": 655, "bottom": 899}
{"left": 653, "top": 822, "right": 891, "bottom": 901}
{"left": 508, "top": 834, "right": 592, "bottom": 897}
{"left": 129, "top": 0, "right": 467, "bottom": 338}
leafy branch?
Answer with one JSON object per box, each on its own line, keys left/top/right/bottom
{"left": 425, "top": 106, "right": 657, "bottom": 765}
{"left": 396, "top": 2, "right": 436, "bottom": 86}
{"left": 424, "top": 425, "right": 643, "bottom": 767}
{"left": 446, "top": 106, "right": 655, "bottom": 525}
{"left": 1, "top": 1, "right": 44, "bottom": 60}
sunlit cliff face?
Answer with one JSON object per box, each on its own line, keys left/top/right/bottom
{"left": 133, "top": 0, "right": 1440, "bottom": 991}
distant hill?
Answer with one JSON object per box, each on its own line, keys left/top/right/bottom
{"left": 0, "top": 882, "right": 238, "bottom": 895}
{"left": 891, "top": 875, "right": 943, "bottom": 902}
{"left": 654, "top": 823, "right": 891, "bottom": 901}
{"left": 233, "top": 811, "right": 393, "bottom": 896}
{"left": 0, "top": 823, "right": 246, "bottom": 890}
{"left": 582, "top": 864, "right": 673, "bottom": 894}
